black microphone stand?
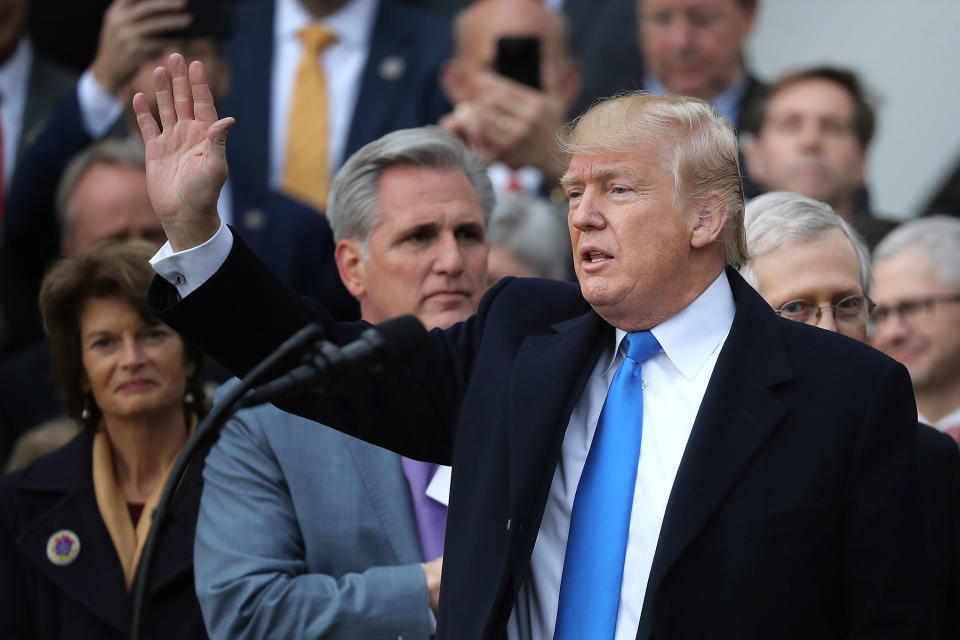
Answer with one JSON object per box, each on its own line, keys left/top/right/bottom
{"left": 130, "top": 323, "right": 325, "bottom": 640}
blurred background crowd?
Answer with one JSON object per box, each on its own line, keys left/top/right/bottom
{"left": 0, "top": 0, "right": 959, "bottom": 638}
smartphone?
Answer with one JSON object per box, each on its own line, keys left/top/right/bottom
{"left": 134, "top": 0, "right": 235, "bottom": 40}
{"left": 494, "top": 36, "right": 541, "bottom": 90}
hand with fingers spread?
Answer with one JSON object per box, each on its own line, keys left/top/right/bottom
{"left": 133, "top": 53, "right": 234, "bottom": 252}
{"left": 439, "top": 71, "right": 568, "bottom": 182}
{"left": 92, "top": 0, "right": 192, "bottom": 96}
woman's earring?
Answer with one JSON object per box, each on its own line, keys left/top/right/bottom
{"left": 81, "top": 395, "right": 91, "bottom": 420}
{"left": 184, "top": 392, "right": 195, "bottom": 406}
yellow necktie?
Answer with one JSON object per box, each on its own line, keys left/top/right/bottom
{"left": 284, "top": 24, "right": 337, "bottom": 211}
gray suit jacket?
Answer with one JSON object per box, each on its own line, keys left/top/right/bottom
{"left": 194, "top": 382, "right": 432, "bottom": 639}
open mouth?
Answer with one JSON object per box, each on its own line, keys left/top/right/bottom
{"left": 583, "top": 250, "right": 611, "bottom": 263}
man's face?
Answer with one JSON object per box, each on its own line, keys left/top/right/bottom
{"left": 564, "top": 146, "right": 698, "bottom": 329}
{"left": 65, "top": 163, "right": 167, "bottom": 256}
{"left": 638, "top": 0, "right": 755, "bottom": 100}
{"left": 870, "top": 252, "right": 960, "bottom": 393}
{"left": 451, "top": 0, "right": 574, "bottom": 100}
{"left": 744, "top": 79, "right": 866, "bottom": 212}
{"left": 342, "top": 166, "right": 488, "bottom": 331}
{"left": 750, "top": 228, "right": 867, "bottom": 341}
{"left": 0, "top": 0, "right": 28, "bottom": 65}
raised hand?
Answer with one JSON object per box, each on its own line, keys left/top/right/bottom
{"left": 133, "top": 53, "right": 234, "bottom": 251}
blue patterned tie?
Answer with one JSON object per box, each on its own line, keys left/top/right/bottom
{"left": 554, "top": 331, "right": 662, "bottom": 639}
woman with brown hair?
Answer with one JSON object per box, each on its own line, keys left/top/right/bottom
{"left": 0, "top": 240, "right": 209, "bottom": 639}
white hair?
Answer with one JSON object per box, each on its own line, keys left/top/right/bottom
{"left": 739, "top": 191, "right": 872, "bottom": 292}
{"left": 872, "top": 215, "right": 960, "bottom": 291}
{"left": 487, "top": 193, "right": 570, "bottom": 279}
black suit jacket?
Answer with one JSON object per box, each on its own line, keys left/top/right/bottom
{"left": 0, "top": 431, "right": 208, "bottom": 639}
{"left": 150, "top": 234, "right": 933, "bottom": 639}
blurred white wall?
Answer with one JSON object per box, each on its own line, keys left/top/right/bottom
{"left": 746, "top": 0, "right": 960, "bottom": 218}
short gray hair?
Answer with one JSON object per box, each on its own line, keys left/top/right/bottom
{"left": 326, "top": 127, "right": 495, "bottom": 249}
{"left": 739, "top": 191, "right": 872, "bottom": 292}
{"left": 488, "top": 193, "right": 570, "bottom": 279}
{"left": 873, "top": 215, "right": 960, "bottom": 291}
{"left": 56, "top": 139, "right": 146, "bottom": 234}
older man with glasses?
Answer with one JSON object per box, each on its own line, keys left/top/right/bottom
{"left": 871, "top": 216, "right": 960, "bottom": 441}
{"left": 740, "top": 193, "right": 960, "bottom": 639}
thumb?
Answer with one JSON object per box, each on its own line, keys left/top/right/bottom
{"left": 207, "top": 116, "right": 236, "bottom": 155}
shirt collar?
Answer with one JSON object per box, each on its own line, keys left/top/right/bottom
{"left": 0, "top": 37, "right": 32, "bottom": 101}
{"left": 919, "top": 405, "right": 960, "bottom": 431}
{"left": 602, "top": 271, "right": 735, "bottom": 380}
{"left": 276, "top": 0, "right": 378, "bottom": 50}
{"left": 643, "top": 71, "right": 749, "bottom": 126}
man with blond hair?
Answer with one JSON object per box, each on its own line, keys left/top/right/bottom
{"left": 136, "top": 53, "right": 930, "bottom": 639}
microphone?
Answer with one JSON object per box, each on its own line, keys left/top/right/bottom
{"left": 242, "top": 315, "right": 427, "bottom": 406}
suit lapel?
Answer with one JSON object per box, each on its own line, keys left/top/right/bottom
{"left": 16, "top": 435, "right": 131, "bottom": 634}
{"left": 507, "top": 311, "right": 609, "bottom": 519}
{"left": 637, "top": 271, "right": 794, "bottom": 636}
{"left": 345, "top": 2, "right": 417, "bottom": 160}
{"left": 345, "top": 436, "right": 423, "bottom": 563}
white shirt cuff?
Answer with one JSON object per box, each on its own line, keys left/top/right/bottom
{"left": 149, "top": 221, "right": 234, "bottom": 299}
{"left": 77, "top": 69, "right": 124, "bottom": 138}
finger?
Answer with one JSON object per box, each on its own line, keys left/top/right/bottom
{"left": 153, "top": 65, "right": 177, "bottom": 131}
{"left": 133, "top": 92, "right": 161, "bottom": 143}
{"left": 127, "top": 0, "right": 187, "bottom": 21}
{"left": 168, "top": 52, "right": 194, "bottom": 121}
{"left": 206, "top": 116, "right": 236, "bottom": 154}
{"left": 189, "top": 60, "right": 219, "bottom": 123}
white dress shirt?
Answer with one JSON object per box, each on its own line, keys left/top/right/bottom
{"left": 918, "top": 406, "right": 960, "bottom": 433}
{"left": 269, "top": 0, "right": 376, "bottom": 190}
{"left": 507, "top": 272, "right": 735, "bottom": 640}
{"left": 0, "top": 37, "right": 32, "bottom": 190}
{"left": 151, "top": 228, "right": 736, "bottom": 639}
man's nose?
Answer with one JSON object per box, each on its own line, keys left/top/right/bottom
{"left": 663, "top": 17, "right": 695, "bottom": 51}
{"left": 569, "top": 188, "right": 604, "bottom": 231}
{"left": 815, "top": 306, "right": 839, "bottom": 333}
{"left": 434, "top": 233, "right": 465, "bottom": 275}
{"left": 871, "top": 310, "right": 910, "bottom": 349}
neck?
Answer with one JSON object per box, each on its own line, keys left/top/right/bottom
{"left": 102, "top": 406, "right": 189, "bottom": 504}
{"left": 298, "top": 0, "right": 352, "bottom": 18}
{"left": 601, "top": 260, "right": 724, "bottom": 332}
{"left": 916, "top": 383, "right": 960, "bottom": 425}
{"left": 831, "top": 192, "right": 856, "bottom": 222}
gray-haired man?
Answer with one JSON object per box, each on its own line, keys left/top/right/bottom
{"left": 193, "top": 126, "right": 491, "bottom": 639}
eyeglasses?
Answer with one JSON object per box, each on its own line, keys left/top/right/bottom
{"left": 870, "top": 293, "right": 960, "bottom": 329}
{"left": 775, "top": 294, "right": 875, "bottom": 326}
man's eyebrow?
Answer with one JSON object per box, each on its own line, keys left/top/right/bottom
{"left": 560, "top": 166, "right": 645, "bottom": 190}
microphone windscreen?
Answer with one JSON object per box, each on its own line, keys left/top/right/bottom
{"left": 376, "top": 315, "right": 428, "bottom": 363}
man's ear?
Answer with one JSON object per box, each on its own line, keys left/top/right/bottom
{"left": 335, "top": 239, "right": 367, "bottom": 299}
{"left": 691, "top": 192, "right": 728, "bottom": 249}
{"left": 441, "top": 59, "right": 469, "bottom": 103}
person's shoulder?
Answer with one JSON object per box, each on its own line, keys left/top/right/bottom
{"left": 482, "top": 276, "right": 589, "bottom": 324}
{"left": 916, "top": 423, "right": 960, "bottom": 468}
{"left": 1, "top": 429, "right": 89, "bottom": 500}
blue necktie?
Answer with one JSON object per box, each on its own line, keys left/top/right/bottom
{"left": 554, "top": 331, "right": 662, "bottom": 639}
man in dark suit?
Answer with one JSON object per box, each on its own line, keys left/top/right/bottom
{"left": 222, "top": 0, "right": 451, "bottom": 211}
{"left": 137, "top": 55, "right": 932, "bottom": 638}
{"left": 0, "top": 0, "right": 357, "bottom": 354}
{"left": 739, "top": 190, "right": 959, "bottom": 639}
{"left": 0, "top": 0, "right": 75, "bottom": 220}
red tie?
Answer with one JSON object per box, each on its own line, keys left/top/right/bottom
{"left": 507, "top": 171, "right": 522, "bottom": 193}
